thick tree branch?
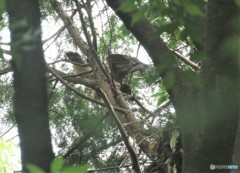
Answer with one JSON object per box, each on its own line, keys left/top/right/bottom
{"left": 47, "top": 65, "right": 126, "bottom": 113}
{"left": 106, "top": 0, "right": 175, "bottom": 68}
{"left": 50, "top": 0, "right": 90, "bottom": 56}
{"left": 47, "top": 66, "right": 96, "bottom": 88}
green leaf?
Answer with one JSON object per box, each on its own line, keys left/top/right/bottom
{"left": 221, "top": 34, "right": 240, "bottom": 57}
{"left": 235, "top": 0, "right": 240, "bottom": 6}
{"left": 159, "top": 83, "right": 167, "bottom": 91}
{"left": 152, "top": 84, "right": 169, "bottom": 106}
{"left": 184, "top": 3, "right": 204, "bottom": 16}
{"left": 118, "top": 0, "right": 136, "bottom": 13}
{"left": 158, "top": 22, "right": 179, "bottom": 35}
{"left": 157, "top": 93, "right": 168, "bottom": 106}
{"left": 131, "top": 5, "right": 147, "bottom": 25}
{"left": 163, "top": 73, "right": 175, "bottom": 89}
{"left": 0, "top": 49, "right": 3, "bottom": 59}
{"left": 27, "top": 164, "right": 45, "bottom": 173}
{"left": 0, "top": 0, "right": 5, "bottom": 20}
{"left": 172, "top": 0, "right": 181, "bottom": 5}
{"left": 190, "top": 51, "right": 204, "bottom": 62}
{"left": 181, "top": 70, "right": 200, "bottom": 87}
{"left": 151, "top": 92, "right": 162, "bottom": 97}
{"left": 0, "top": 138, "right": 20, "bottom": 172}
{"left": 51, "top": 158, "right": 64, "bottom": 173}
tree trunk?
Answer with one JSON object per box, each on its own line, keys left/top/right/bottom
{"left": 195, "top": 1, "right": 240, "bottom": 172}
{"left": 6, "top": 0, "right": 55, "bottom": 172}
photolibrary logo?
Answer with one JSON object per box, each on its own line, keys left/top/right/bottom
{"left": 210, "top": 164, "right": 215, "bottom": 170}
{"left": 210, "top": 164, "right": 238, "bottom": 170}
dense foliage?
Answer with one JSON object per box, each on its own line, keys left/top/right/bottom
{"left": 1, "top": 0, "right": 239, "bottom": 172}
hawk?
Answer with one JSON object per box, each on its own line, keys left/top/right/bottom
{"left": 65, "top": 51, "right": 92, "bottom": 77}
{"left": 107, "top": 54, "right": 152, "bottom": 83}
{"left": 65, "top": 52, "right": 152, "bottom": 96}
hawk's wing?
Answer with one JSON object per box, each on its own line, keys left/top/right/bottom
{"left": 107, "top": 54, "right": 150, "bottom": 82}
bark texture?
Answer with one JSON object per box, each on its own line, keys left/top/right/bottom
{"left": 197, "top": 1, "right": 240, "bottom": 172}
{"left": 6, "top": 0, "right": 54, "bottom": 172}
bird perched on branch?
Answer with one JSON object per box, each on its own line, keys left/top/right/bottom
{"left": 65, "top": 51, "right": 94, "bottom": 78}
{"left": 65, "top": 51, "right": 152, "bottom": 97}
{"left": 107, "top": 54, "right": 152, "bottom": 96}
{"left": 65, "top": 51, "right": 85, "bottom": 64}
{"left": 107, "top": 54, "right": 152, "bottom": 83}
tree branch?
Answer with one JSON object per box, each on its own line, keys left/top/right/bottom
{"left": 0, "top": 66, "right": 12, "bottom": 75}
{"left": 42, "top": 25, "right": 66, "bottom": 44}
{"left": 85, "top": 0, "right": 98, "bottom": 51}
{"left": 170, "top": 49, "right": 200, "bottom": 70}
{"left": 106, "top": 0, "right": 174, "bottom": 69}
{"left": 47, "top": 65, "right": 126, "bottom": 113}
{"left": 73, "top": 0, "right": 93, "bottom": 49}
{"left": 0, "top": 122, "right": 16, "bottom": 138}
{"left": 50, "top": 0, "right": 90, "bottom": 56}
{"left": 99, "top": 88, "right": 141, "bottom": 173}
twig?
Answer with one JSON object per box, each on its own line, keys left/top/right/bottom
{"left": 0, "top": 66, "right": 12, "bottom": 76}
{"left": 74, "top": 0, "right": 111, "bottom": 83}
{"left": 170, "top": 49, "right": 200, "bottom": 70}
{"left": 74, "top": 0, "right": 93, "bottom": 49}
{"left": 0, "top": 42, "right": 10, "bottom": 45}
{"left": 42, "top": 25, "right": 66, "bottom": 44}
{"left": 47, "top": 65, "right": 96, "bottom": 88}
{"left": 85, "top": 0, "right": 98, "bottom": 50}
{"left": 0, "top": 122, "right": 16, "bottom": 138}
{"left": 47, "top": 80, "right": 59, "bottom": 101}
{"left": 2, "top": 49, "right": 11, "bottom": 55}
{"left": 132, "top": 96, "right": 155, "bottom": 117}
{"left": 119, "top": 155, "right": 129, "bottom": 168}
{"left": 88, "top": 164, "right": 133, "bottom": 173}
{"left": 137, "top": 126, "right": 179, "bottom": 146}
{"left": 136, "top": 43, "right": 141, "bottom": 58}
{"left": 93, "top": 0, "right": 107, "bottom": 54}
{"left": 99, "top": 89, "right": 141, "bottom": 173}
{"left": 6, "top": 135, "right": 19, "bottom": 142}
{"left": 50, "top": 0, "right": 89, "bottom": 55}
{"left": 48, "top": 65, "right": 101, "bottom": 100}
